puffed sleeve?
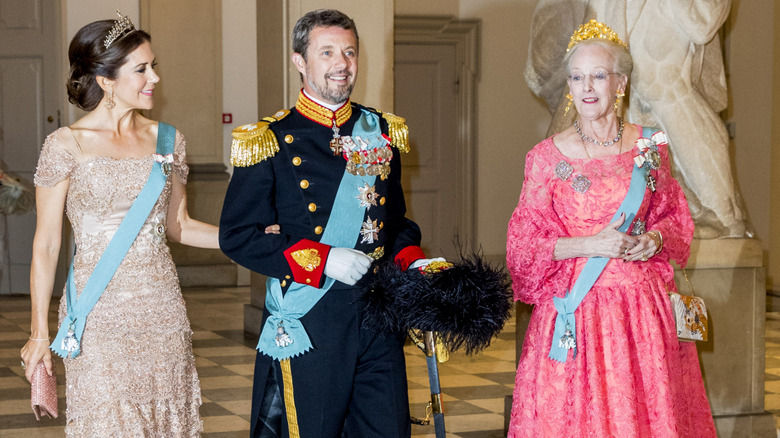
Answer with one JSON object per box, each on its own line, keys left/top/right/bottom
{"left": 34, "top": 129, "right": 78, "bottom": 187}
{"left": 645, "top": 141, "right": 694, "bottom": 269}
{"left": 173, "top": 130, "right": 189, "bottom": 184}
{"left": 506, "top": 142, "right": 575, "bottom": 305}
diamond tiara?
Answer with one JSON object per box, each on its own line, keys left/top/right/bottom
{"left": 567, "top": 19, "right": 626, "bottom": 51}
{"left": 103, "top": 10, "right": 136, "bottom": 49}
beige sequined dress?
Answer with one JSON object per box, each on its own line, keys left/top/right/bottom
{"left": 34, "top": 127, "right": 202, "bottom": 437}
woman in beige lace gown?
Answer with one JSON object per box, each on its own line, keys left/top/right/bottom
{"left": 19, "top": 16, "right": 276, "bottom": 437}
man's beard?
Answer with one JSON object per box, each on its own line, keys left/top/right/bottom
{"left": 307, "top": 71, "right": 354, "bottom": 105}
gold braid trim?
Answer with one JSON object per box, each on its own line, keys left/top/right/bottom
{"left": 280, "top": 359, "right": 301, "bottom": 438}
{"left": 230, "top": 109, "right": 289, "bottom": 167}
{"left": 382, "top": 112, "right": 410, "bottom": 153}
{"left": 295, "top": 90, "right": 352, "bottom": 127}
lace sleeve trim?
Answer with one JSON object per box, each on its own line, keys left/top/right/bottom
{"left": 34, "top": 129, "right": 78, "bottom": 187}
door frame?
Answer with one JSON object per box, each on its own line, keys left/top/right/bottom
{"left": 394, "top": 16, "right": 479, "bottom": 250}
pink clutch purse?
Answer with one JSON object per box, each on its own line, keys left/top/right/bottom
{"left": 30, "top": 361, "right": 58, "bottom": 420}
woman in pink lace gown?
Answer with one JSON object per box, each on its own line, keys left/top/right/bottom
{"left": 506, "top": 22, "right": 716, "bottom": 437}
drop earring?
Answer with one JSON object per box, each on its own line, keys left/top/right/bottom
{"left": 564, "top": 94, "right": 573, "bottom": 116}
{"left": 105, "top": 88, "right": 116, "bottom": 109}
{"left": 614, "top": 91, "right": 624, "bottom": 112}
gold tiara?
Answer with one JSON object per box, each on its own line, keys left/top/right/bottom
{"left": 567, "top": 19, "right": 626, "bottom": 51}
{"left": 103, "top": 10, "right": 136, "bottom": 49}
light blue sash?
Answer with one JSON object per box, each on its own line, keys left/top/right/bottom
{"left": 257, "top": 110, "right": 384, "bottom": 360}
{"left": 51, "top": 122, "right": 175, "bottom": 358}
{"left": 548, "top": 127, "right": 657, "bottom": 363}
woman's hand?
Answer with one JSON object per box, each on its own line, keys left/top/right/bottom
{"left": 554, "top": 214, "right": 639, "bottom": 260}
{"left": 624, "top": 230, "right": 663, "bottom": 262}
{"left": 20, "top": 338, "right": 54, "bottom": 382}
{"left": 589, "top": 214, "right": 640, "bottom": 258}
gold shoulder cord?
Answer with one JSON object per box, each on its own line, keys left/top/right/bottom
{"left": 382, "top": 112, "right": 410, "bottom": 153}
{"left": 230, "top": 109, "right": 290, "bottom": 167}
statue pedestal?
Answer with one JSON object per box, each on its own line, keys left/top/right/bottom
{"left": 686, "top": 238, "right": 775, "bottom": 436}
{"left": 508, "top": 238, "right": 775, "bottom": 437}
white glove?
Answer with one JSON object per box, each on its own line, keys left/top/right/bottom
{"left": 324, "top": 247, "right": 373, "bottom": 285}
{"left": 409, "top": 257, "right": 447, "bottom": 270}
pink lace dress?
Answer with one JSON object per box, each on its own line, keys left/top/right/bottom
{"left": 506, "top": 127, "right": 716, "bottom": 437}
{"left": 34, "top": 127, "right": 202, "bottom": 437}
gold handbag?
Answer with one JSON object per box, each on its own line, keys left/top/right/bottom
{"left": 668, "top": 269, "right": 708, "bottom": 342}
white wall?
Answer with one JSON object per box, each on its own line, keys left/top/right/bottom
{"left": 222, "top": 0, "right": 258, "bottom": 166}
{"left": 62, "top": 0, "right": 140, "bottom": 125}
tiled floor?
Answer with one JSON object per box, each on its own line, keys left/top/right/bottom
{"left": 0, "top": 287, "right": 515, "bottom": 437}
{"left": 3, "top": 287, "right": 779, "bottom": 437}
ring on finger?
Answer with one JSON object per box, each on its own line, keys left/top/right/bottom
{"left": 641, "top": 252, "right": 649, "bottom": 262}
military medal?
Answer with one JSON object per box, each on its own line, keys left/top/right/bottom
{"left": 360, "top": 217, "right": 382, "bottom": 244}
{"left": 274, "top": 321, "right": 293, "bottom": 348}
{"left": 645, "top": 174, "right": 656, "bottom": 192}
{"left": 357, "top": 183, "right": 379, "bottom": 209}
{"left": 559, "top": 321, "right": 575, "bottom": 350}
{"left": 330, "top": 120, "right": 344, "bottom": 155}
{"left": 153, "top": 153, "right": 174, "bottom": 176}
{"left": 62, "top": 320, "right": 79, "bottom": 356}
{"left": 340, "top": 135, "right": 394, "bottom": 180}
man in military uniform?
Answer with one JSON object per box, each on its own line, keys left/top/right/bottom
{"left": 220, "top": 9, "right": 431, "bottom": 438}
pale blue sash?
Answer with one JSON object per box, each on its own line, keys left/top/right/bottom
{"left": 257, "top": 109, "right": 385, "bottom": 360}
{"left": 548, "top": 127, "right": 657, "bottom": 363}
{"left": 51, "top": 122, "right": 175, "bottom": 358}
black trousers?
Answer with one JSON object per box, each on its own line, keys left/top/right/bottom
{"left": 250, "top": 286, "right": 411, "bottom": 438}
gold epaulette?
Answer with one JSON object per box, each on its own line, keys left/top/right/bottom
{"left": 230, "top": 110, "right": 290, "bottom": 167}
{"left": 382, "top": 112, "right": 410, "bottom": 153}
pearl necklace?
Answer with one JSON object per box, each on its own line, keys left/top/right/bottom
{"left": 575, "top": 118, "right": 624, "bottom": 147}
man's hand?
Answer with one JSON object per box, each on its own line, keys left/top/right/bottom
{"left": 324, "top": 248, "right": 373, "bottom": 285}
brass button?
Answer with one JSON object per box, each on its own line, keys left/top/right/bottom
{"left": 379, "top": 197, "right": 386, "bottom": 205}
{"left": 300, "top": 180, "right": 309, "bottom": 189}
{"left": 285, "top": 135, "right": 294, "bottom": 144}
{"left": 285, "top": 275, "right": 291, "bottom": 280}
{"left": 281, "top": 280, "right": 287, "bottom": 287}
{"left": 308, "top": 203, "right": 317, "bottom": 212}
{"left": 306, "top": 278, "right": 311, "bottom": 284}
{"left": 315, "top": 226, "right": 323, "bottom": 235}
{"left": 292, "top": 157, "right": 302, "bottom": 166}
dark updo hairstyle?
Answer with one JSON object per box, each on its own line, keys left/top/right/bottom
{"left": 66, "top": 20, "right": 151, "bottom": 111}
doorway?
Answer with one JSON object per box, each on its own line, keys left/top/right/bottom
{"left": 0, "top": 0, "right": 62, "bottom": 294}
{"left": 393, "top": 16, "right": 479, "bottom": 259}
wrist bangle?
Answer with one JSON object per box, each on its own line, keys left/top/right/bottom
{"left": 650, "top": 230, "right": 663, "bottom": 255}
{"left": 29, "top": 336, "right": 51, "bottom": 342}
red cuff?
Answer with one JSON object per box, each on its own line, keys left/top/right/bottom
{"left": 283, "top": 239, "right": 331, "bottom": 287}
{"left": 394, "top": 245, "right": 426, "bottom": 271}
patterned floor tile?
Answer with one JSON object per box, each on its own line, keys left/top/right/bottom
{"left": 1, "top": 287, "right": 779, "bottom": 437}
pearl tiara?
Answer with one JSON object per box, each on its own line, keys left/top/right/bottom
{"left": 103, "top": 10, "right": 136, "bottom": 49}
